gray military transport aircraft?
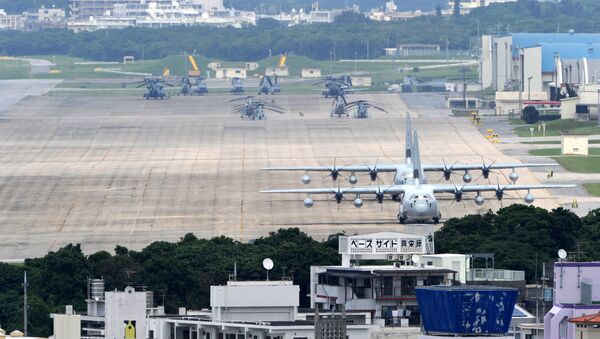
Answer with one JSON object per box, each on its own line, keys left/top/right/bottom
{"left": 261, "top": 113, "right": 575, "bottom": 224}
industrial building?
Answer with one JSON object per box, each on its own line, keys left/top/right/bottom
{"left": 481, "top": 33, "right": 600, "bottom": 93}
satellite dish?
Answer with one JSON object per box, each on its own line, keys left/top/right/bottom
{"left": 412, "top": 255, "right": 421, "bottom": 264}
{"left": 262, "top": 258, "right": 274, "bottom": 270}
{"left": 558, "top": 249, "right": 567, "bottom": 259}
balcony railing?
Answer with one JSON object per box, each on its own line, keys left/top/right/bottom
{"left": 468, "top": 268, "right": 525, "bottom": 281}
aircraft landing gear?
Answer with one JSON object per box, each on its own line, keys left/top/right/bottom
{"left": 433, "top": 217, "right": 440, "bottom": 224}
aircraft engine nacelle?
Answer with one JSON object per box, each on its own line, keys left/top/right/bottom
{"left": 303, "top": 197, "right": 314, "bottom": 208}
{"left": 349, "top": 174, "right": 358, "bottom": 185}
{"left": 463, "top": 172, "right": 472, "bottom": 183}
{"left": 524, "top": 193, "right": 535, "bottom": 204}
{"left": 301, "top": 174, "right": 311, "bottom": 185}
{"left": 509, "top": 170, "right": 519, "bottom": 183}
{"left": 474, "top": 195, "right": 485, "bottom": 206}
{"left": 454, "top": 190, "right": 463, "bottom": 202}
{"left": 353, "top": 197, "right": 363, "bottom": 208}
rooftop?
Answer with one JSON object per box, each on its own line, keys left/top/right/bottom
{"left": 569, "top": 312, "right": 600, "bottom": 324}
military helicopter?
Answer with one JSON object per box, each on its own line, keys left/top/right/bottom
{"left": 330, "top": 93, "right": 349, "bottom": 118}
{"left": 178, "top": 77, "right": 208, "bottom": 96}
{"left": 257, "top": 75, "right": 280, "bottom": 95}
{"left": 230, "top": 77, "right": 245, "bottom": 94}
{"left": 345, "top": 99, "right": 388, "bottom": 118}
{"left": 137, "top": 77, "right": 172, "bottom": 100}
{"left": 315, "top": 75, "right": 353, "bottom": 98}
{"left": 230, "top": 96, "right": 285, "bottom": 120}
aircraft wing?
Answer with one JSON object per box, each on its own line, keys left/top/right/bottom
{"left": 427, "top": 183, "right": 576, "bottom": 193}
{"left": 261, "top": 185, "right": 404, "bottom": 195}
{"left": 422, "top": 163, "right": 557, "bottom": 171}
{"left": 263, "top": 164, "right": 400, "bottom": 172}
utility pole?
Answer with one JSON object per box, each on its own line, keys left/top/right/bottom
{"left": 23, "top": 271, "right": 28, "bottom": 336}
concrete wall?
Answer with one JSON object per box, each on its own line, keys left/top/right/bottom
{"left": 492, "top": 35, "right": 512, "bottom": 91}
{"left": 265, "top": 67, "right": 289, "bottom": 77}
{"left": 301, "top": 68, "right": 321, "bottom": 78}
{"left": 215, "top": 68, "right": 246, "bottom": 79}
{"left": 554, "top": 263, "right": 600, "bottom": 304}
{"left": 53, "top": 314, "right": 81, "bottom": 339}
{"left": 210, "top": 281, "right": 299, "bottom": 322}
{"left": 481, "top": 35, "right": 493, "bottom": 89}
{"left": 105, "top": 288, "right": 148, "bottom": 339}
{"left": 562, "top": 135, "right": 588, "bottom": 155}
{"left": 522, "top": 46, "right": 543, "bottom": 93}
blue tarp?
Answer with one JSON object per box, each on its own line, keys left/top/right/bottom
{"left": 416, "top": 286, "right": 518, "bottom": 335}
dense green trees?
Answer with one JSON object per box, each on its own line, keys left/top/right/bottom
{"left": 436, "top": 205, "right": 586, "bottom": 280}
{"left": 2, "top": 0, "right": 600, "bottom": 62}
{"left": 1, "top": 206, "right": 599, "bottom": 336}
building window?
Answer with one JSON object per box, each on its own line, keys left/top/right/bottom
{"left": 383, "top": 276, "right": 393, "bottom": 296}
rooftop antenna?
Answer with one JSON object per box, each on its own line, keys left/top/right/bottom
{"left": 558, "top": 249, "right": 567, "bottom": 262}
{"left": 262, "top": 258, "right": 274, "bottom": 281}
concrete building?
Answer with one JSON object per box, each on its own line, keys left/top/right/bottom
{"left": 397, "top": 44, "right": 440, "bottom": 57}
{"left": 105, "top": 286, "right": 149, "bottom": 339}
{"left": 561, "top": 133, "right": 589, "bottom": 156}
{"left": 544, "top": 262, "right": 600, "bottom": 339}
{"left": 214, "top": 67, "right": 247, "bottom": 79}
{"left": 210, "top": 280, "right": 298, "bottom": 322}
{"left": 265, "top": 67, "right": 289, "bottom": 77}
{"left": 310, "top": 232, "right": 525, "bottom": 327}
{"left": 52, "top": 306, "right": 81, "bottom": 339}
{"left": 0, "top": 10, "right": 20, "bottom": 30}
{"left": 569, "top": 312, "right": 600, "bottom": 339}
{"left": 448, "top": 0, "right": 517, "bottom": 15}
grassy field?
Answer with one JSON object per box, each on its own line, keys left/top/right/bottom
{"left": 529, "top": 148, "right": 600, "bottom": 156}
{"left": 0, "top": 59, "right": 30, "bottom": 79}
{"left": 552, "top": 156, "right": 600, "bottom": 173}
{"left": 522, "top": 140, "right": 600, "bottom": 145}
{"left": 514, "top": 119, "right": 600, "bottom": 137}
{"left": 583, "top": 183, "right": 600, "bottom": 196}
{"left": 1, "top": 54, "right": 477, "bottom": 88}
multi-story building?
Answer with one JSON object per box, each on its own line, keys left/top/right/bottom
{"left": 544, "top": 261, "right": 600, "bottom": 339}
{"left": 310, "top": 232, "right": 527, "bottom": 328}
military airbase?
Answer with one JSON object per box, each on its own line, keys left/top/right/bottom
{"left": 0, "top": 79, "right": 578, "bottom": 260}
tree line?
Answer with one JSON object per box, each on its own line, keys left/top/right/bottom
{"left": 1, "top": 0, "right": 600, "bottom": 62}
{"left": 0, "top": 205, "right": 599, "bottom": 336}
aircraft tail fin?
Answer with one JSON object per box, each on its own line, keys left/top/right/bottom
{"left": 405, "top": 112, "right": 412, "bottom": 162}
{"left": 412, "top": 131, "right": 424, "bottom": 185}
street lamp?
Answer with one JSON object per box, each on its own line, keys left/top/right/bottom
{"left": 354, "top": 51, "right": 357, "bottom": 72}
{"left": 329, "top": 50, "right": 333, "bottom": 74}
{"left": 528, "top": 76, "right": 533, "bottom": 100}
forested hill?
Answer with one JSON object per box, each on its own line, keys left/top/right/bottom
{"left": 224, "top": 0, "right": 448, "bottom": 12}
{"left": 1, "top": 0, "right": 600, "bottom": 62}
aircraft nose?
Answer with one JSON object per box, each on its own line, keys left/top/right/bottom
{"left": 413, "top": 201, "right": 429, "bottom": 214}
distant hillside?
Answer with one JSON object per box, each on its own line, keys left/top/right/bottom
{"left": 225, "top": 0, "right": 448, "bottom": 12}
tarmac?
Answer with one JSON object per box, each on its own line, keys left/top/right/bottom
{"left": 0, "top": 88, "right": 576, "bottom": 259}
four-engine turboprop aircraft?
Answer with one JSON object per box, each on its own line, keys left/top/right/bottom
{"left": 261, "top": 114, "right": 575, "bottom": 224}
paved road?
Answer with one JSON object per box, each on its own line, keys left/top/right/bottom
{"left": 0, "top": 79, "right": 61, "bottom": 113}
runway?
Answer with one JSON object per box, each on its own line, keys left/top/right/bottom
{"left": 0, "top": 91, "right": 570, "bottom": 259}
